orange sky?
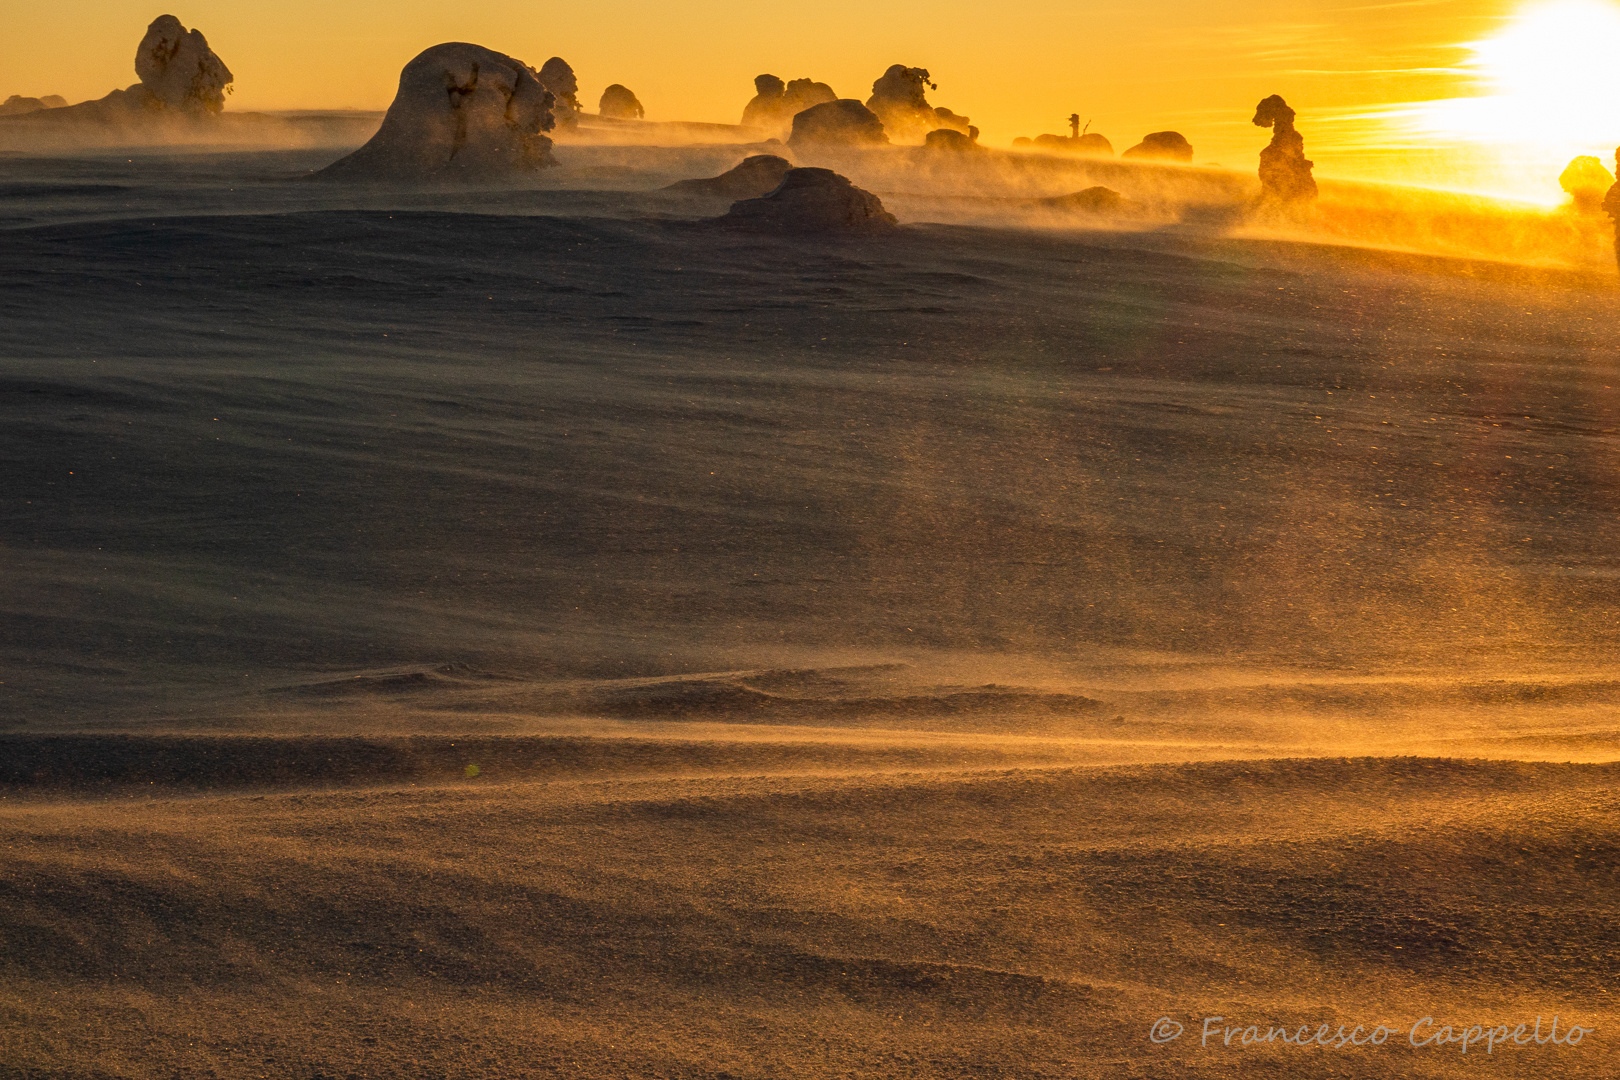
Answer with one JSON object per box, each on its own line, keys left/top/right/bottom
{"left": 5, "top": 0, "right": 1614, "bottom": 198}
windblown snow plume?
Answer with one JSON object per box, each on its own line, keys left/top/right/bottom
{"left": 313, "top": 43, "right": 555, "bottom": 180}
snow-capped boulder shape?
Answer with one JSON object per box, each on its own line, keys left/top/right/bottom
{"left": 1033, "top": 132, "right": 1113, "bottom": 155}
{"left": 1123, "top": 131, "right": 1193, "bottom": 162}
{"left": 135, "top": 15, "right": 233, "bottom": 114}
{"left": 1040, "top": 186, "right": 1126, "bottom": 213}
{"left": 866, "top": 65, "right": 969, "bottom": 143}
{"left": 719, "top": 167, "right": 897, "bottom": 233}
{"left": 1253, "top": 94, "right": 1316, "bottom": 203}
{"left": 786, "top": 78, "right": 837, "bottom": 110}
{"left": 537, "top": 57, "right": 580, "bottom": 127}
{"left": 931, "top": 106, "right": 972, "bottom": 135}
{"left": 1560, "top": 155, "right": 1614, "bottom": 214}
{"left": 742, "top": 74, "right": 787, "bottom": 128}
{"left": 664, "top": 155, "right": 793, "bottom": 199}
{"left": 599, "top": 84, "right": 643, "bottom": 119}
{"left": 741, "top": 75, "right": 839, "bottom": 138}
{"left": 2, "top": 19, "right": 228, "bottom": 126}
{"left": 925, "top": 128, "right": 978, "bottom": 151}
{"left": 1, "top": 94, "right": 66, "bottom": 115}
{"left": 787, "top": 99, "right": 888, "bottom": 149}
{"left": 1, "top": 95, "right": 50, "bottom": 115}
{"left": 313, "top": 43, "right": 554, "bottom": 180}
{"left": 1604, "top": 150, "right": 1620, "bottom": 233}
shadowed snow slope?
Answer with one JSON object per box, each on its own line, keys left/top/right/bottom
{"left": 2, "top": 147, "right": 1619, "bottom": 1080}
{"left": 2, "top": 755, "right": 1616, "bottom": 1078}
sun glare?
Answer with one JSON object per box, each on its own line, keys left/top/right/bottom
{"left": 1418, "top": 0, "right": 1620, "bottom": 149}
{"left": 1478, "top": 0, "right": 1620, "bottom": 139}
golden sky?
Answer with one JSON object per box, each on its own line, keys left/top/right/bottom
{"left": 7, "top": 0, "right": 1619, "bottom": 197}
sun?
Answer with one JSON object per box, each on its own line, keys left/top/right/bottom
{"left": 1474, "top": 0, "right": 1620, "bottom": 142}
{"left": 1418, "top": 0, "right": 1620, "bottom": 149}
